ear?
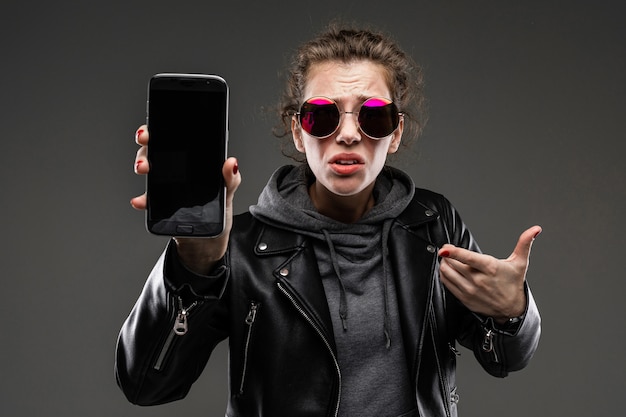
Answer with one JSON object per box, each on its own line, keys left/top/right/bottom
{"left": 292, "top": 116, "right": 306, "bottom": 153}
{"left": 387, "top": 115, "right": 404, "bottom": 154}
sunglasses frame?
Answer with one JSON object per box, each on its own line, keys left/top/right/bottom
{"left": 294, "top": 96, "right": 403, "bottom": 140}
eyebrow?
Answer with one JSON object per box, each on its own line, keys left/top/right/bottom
{"left": 332, "top": 94, "right": 381, "bottom": 107}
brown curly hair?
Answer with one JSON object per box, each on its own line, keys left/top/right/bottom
{"left": 274, "top": 24, "right": 428, "bottom": 160}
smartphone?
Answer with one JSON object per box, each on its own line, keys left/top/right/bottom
{"left": 146, "top": 73, "right": 229, "bottom": 237}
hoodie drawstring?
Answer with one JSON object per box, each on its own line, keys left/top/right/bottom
{"left": 381, "top": 219, "right": 394, "bottom": 350}
{"left": 322, "top": 229, "right": 349, "bottom": 331}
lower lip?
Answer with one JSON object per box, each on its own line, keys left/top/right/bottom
{"left": 330, "top": 163, "right": 363, "bottom": 175}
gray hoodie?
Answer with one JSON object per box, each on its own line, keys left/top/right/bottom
{"left": 250, "top": 164, "right": 419, "bottom": 417}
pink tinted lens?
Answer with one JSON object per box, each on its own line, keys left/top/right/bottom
{"left": 299, "top": 97, "right": 340, "bottom": 137}
{"left": 359, "top": 97, "right": 399, "bottom": 138}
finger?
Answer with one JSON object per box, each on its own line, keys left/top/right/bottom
{"left": 438, "top": 244, "right": 484, "bottom": 269}
{"left": 135, "top": 125, "right": 149, "bottom": 146}
{"left": 222, "top": 157, "right": 241, "bottom": 203}
{"left": 509, "top": 225, "right": 542, "bottom": 262}
{"left": 134, "top": 146, "right": 148, "bottom": 174}
{"left": 130, "top": 193, "right": 147, "bottom": 210}
{"left": 131, "top": 126, "right": 149, "bottom": 211}
{"left": 440, "top": 255, "right": 472, "bottom": 276}
{"left": 440, "top": 257, "right": 468, "bottom": 282}
{"left": 439, "top": 258, "right": 475, "bottom": 298}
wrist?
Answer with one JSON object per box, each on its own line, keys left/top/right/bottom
{"left": 493, "top": 287, "right": 528, "bottom": 328}
{"left": 494, "top": 314, "right": 524, "bottom": 326}
{"left": 174, "top": 238, "right": 224, "bottom": 275}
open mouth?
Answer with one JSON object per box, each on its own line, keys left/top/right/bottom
{"left": 329, "top": 154, "right": 365, "bottom": 175}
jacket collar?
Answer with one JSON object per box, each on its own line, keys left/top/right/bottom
{"left": 252, "top": 191, "right": 440, "bottom": 254}
{"left": 396, "top": 195, "right": 440, "bottom": 229}
{"left": 254, "top": 223, "right": 306, "bottom": 256}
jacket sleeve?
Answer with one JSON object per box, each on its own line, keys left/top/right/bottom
{"left": 436, "top": 195, "right": 541, "bottom": 378}
{"left": 115, "top": 240, "right": 230, "bottom": 405}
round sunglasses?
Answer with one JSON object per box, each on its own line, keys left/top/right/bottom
{"left": 295, "top": 96, "right": 402, "bottom": 139}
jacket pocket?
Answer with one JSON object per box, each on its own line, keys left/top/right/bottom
{"left": 238, "top": 301, "right": 260, "bottom": 395}
{"left": 153, "top": 295, "right": 199, "bottom": 371}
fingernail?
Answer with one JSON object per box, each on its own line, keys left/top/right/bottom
{"left": 233, "top": 161, "right": 239, "bottom": 175}
{"left": 135, "top": 160, "right": 143, "bottom": 171}
{"left": 533, "top": 230, "right": 542, "bottom": 239}
{"left": 136, "top": 129, "right": 144, "bottom": 140}
{"left": 439, "top": 249, "right": 450, "bottom": 258}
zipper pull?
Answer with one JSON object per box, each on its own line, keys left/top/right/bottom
{"left": 245, "top": 302, "right": 258, "bottom": 325}
{"left": 174, "top": 310, "right": 189, "bottom": 335}
{"left": 482, "top": 328, "right": 500, "bottom": 362}
{"left": 482, "top": 329, "right": 494, "bottom": 352}
{"left": 174, "top": 296, "right": 197, "bottom": 336}
{"left": 449, "top": 343, "right": 461, "bottom": 356}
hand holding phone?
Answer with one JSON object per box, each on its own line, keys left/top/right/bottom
{"left": 145, "top": 73, "right": 229, "bottom": 237}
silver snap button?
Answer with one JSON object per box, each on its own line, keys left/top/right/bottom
{"left": 279, "top": 268, "right": 289, "bottom": 277}
{"left": 427, "top": 245, "right": 437, "bottom": 253}
{"left": 258, "top": 242, "right": 268, "bottom": 251}
{"left": 425, "top": 209, "right": 435, "bottom": 217}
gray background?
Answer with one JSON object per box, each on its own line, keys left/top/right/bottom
{"left": 1, "top": 0, "right": 624, "bottom": 416}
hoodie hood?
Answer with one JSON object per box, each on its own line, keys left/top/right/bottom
{"left": 249, "top": 164, "right": 415, "bottom": 237}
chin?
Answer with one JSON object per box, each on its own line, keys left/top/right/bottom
{"left": 326, "top": 179, "right": 371, "bottom": 197}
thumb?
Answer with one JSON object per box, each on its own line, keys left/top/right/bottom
{"left": 509, "top": 225, "right": 542, "bottom": 262}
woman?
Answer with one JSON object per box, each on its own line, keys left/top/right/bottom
{"left": 116, "top": 26, "right": 541, "bottom": 417}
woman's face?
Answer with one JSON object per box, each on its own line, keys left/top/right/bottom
{"left": 291, "top": 60, "right": 403, "bottom": 198}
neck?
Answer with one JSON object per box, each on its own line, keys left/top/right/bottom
{"left": 309, "top": 181, "right": 375, "bottom": 224}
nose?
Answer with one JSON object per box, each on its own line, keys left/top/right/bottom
{"left": 335, "top": 112, "right": 361, "bottom": 145}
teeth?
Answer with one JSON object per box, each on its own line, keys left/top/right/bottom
{"left": 336, "top": 160, "right": 358, "bottom": 165}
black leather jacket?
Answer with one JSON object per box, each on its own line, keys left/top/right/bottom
{"left": 115, "top": 188, "right": 541, "bottom": 417}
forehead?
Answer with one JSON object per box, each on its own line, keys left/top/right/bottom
{"left": 303, "top": 60, "right": 392, "bottom": 101}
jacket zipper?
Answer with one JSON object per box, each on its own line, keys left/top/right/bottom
{"left": 153, "top": 296, "right": 198, "bottom": 371}
{"left": 239, "top": 301, "right": 259, "bottom": 395}
{"left": 277, "top": 282, "right": 341, "bottom": 417}
{"left": 429, "top": 312, "right": 452, "bottom": 417}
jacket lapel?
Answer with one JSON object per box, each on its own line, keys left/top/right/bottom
{"left": 391, "top": 197, "right": 440, "bottom": 377}
{"left": 254, "top": 225, "right": 335, "bottom": 346}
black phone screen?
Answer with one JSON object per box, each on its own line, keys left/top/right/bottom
{"left": 146, "top": 75, "right": 228, "bottom": 236}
